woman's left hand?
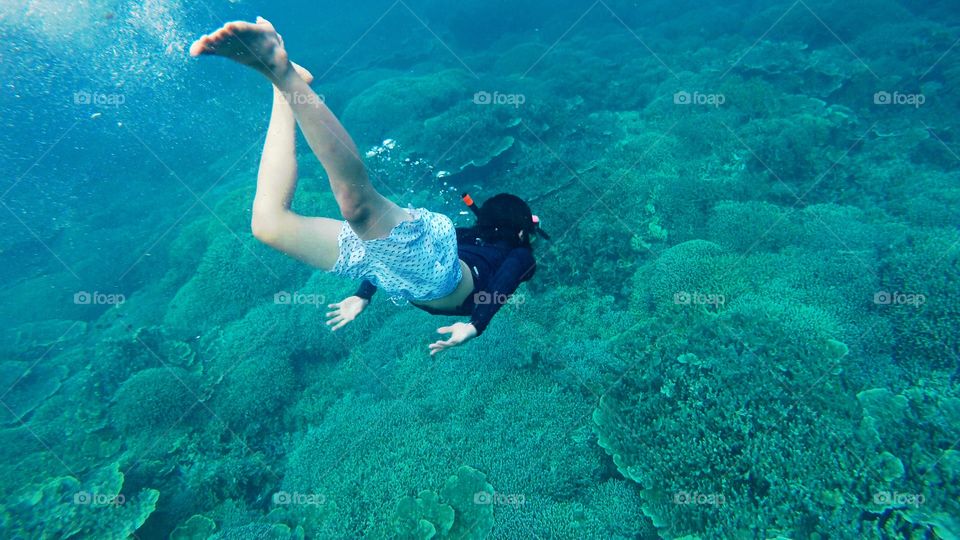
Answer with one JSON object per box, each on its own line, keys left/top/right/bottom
{"left": 429, "top": 322, "right": 478, "bottom": 356}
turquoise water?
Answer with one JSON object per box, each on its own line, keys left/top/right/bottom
{"left": 1, "top": 0, "right": 959, "bottom": 538}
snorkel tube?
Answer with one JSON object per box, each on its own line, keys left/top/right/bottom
{"left": 531, "top": 214, "right": 551, "bottom": 240}
{"left": 462, "top": 192, "right": 481, "bottom": 217}
{"left": 461, "top": 192, "right": 551, "bottom": 241}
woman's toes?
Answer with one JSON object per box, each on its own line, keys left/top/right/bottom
{"left": 190, "top": 35, "right": 214, "bottom": 56}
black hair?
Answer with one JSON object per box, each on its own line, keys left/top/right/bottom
{"left": 461, "top": 193, "right": 536, "bottom": 250}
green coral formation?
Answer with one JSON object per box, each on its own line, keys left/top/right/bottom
{"left": 0, "top": 359, "right": 67, "bottom": 426}
{"left": 163, "top": 231, "right": 311, "bottom": 337}
{"left": 0, "top": 463, "right": 159, "bottom": 539}
{"left": 438, "top": 466, "right": 495, "bottom": 539}
{"left": 342, "top": 69, "right": 475, "bottom": 144}
{"left": 110, "top": 367, "right": 201, "bottom": 434}
{"left": 881, "top": 231, "right": 960, "bottom": 373}
{"left": 592, "top": 186, "right": 946, "bottom": 536}
{"left": 170, "top": 514, "right": 217, "bottom": 540}
{"left": 393, "top": 489, "right": 454, "bottom": 539}
{"left": 598, "top": 235, "right": 873, "bottom": 535}
{"left": 857, "top": 387, "right": 960, "bottom": 538}
{"left": 391, "top": 466, "right": 495, "bottom": 540}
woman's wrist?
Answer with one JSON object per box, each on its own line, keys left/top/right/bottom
{"left": 464, "top": 322, "right": 479, "bottom": 338}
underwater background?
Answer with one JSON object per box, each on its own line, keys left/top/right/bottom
{"left": 1, "top": 0, "right": 959, "bottom": 538}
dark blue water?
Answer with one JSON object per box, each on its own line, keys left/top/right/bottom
{"left": 1, "top": 1, "right": 958, "bottom": 538}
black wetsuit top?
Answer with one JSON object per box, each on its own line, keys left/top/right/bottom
{"left": 353, "top": 227, "right": 536, "bottom": 337}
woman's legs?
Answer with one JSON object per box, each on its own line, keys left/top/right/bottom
{"left": 191, "top": 17, "right": 412, "bottom": 263}
{"left": 251, "top": 66, "right": 345, "bottom": 271}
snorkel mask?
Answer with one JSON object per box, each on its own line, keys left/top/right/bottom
{"left": 461, "top": 193, "right": 551, "bottom": 242}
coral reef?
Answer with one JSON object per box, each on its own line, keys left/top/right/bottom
{"left": 4, "top": 2, "right": 960, "bottom": 538}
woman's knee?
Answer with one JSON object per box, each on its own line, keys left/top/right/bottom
{"left": 337, "top": 192, "right": 377, "bottom": 224}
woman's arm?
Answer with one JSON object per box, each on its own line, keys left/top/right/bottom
{"left": 325, "top": 280, "right": 376, "bottom": 331}
{"left": 467, "top": 247, "right": 536, "bottom": 337}
{"left": 429, "top": 247, "right": 535, "bottom": 355}
{"left": 355, "top": 279, "right": 377, "bottom": 300}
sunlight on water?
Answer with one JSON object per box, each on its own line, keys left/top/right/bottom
{"left": 1, "top": 0, "right": 188, "bottom": 86}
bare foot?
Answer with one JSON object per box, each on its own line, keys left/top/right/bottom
{"left": 189, "top": 16, "right": 291, "bottom": 80}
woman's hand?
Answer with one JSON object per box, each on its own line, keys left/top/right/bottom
{"left": 428, "top": 322, "right": 478, "bottom": 356}
{"left": 326, "top": 296, "right": 369, "bottom": 331}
